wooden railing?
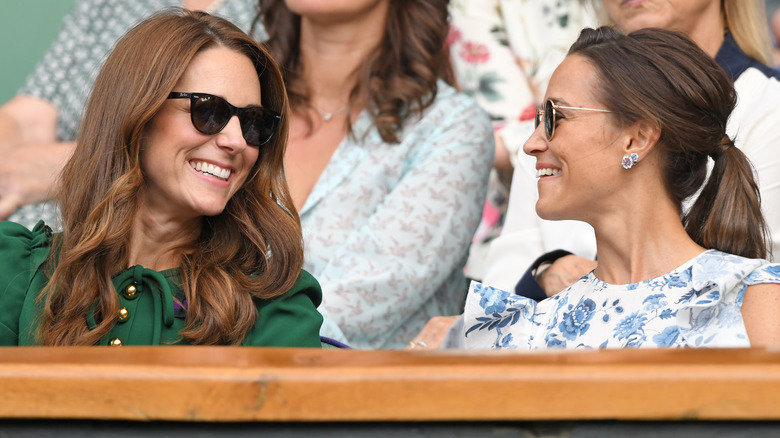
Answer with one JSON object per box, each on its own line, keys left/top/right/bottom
{"left": 1, "top": 347, "right": 780, "bottom": 422}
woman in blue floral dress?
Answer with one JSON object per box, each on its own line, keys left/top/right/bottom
{"left": 458, "top": 26, "right": 780, "bottom": 349}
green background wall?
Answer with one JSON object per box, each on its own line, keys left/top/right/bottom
{"left": 0, "top": 0, "right": 78, "bottom": 102}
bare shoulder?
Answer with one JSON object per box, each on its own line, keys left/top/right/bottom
{"left": 742, "top": 283, "right": 780, "bottom": 347}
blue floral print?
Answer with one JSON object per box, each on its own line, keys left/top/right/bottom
{"left": 462, "top": 250, "right": 780, "bottom": 349}
{"left": 666, "top": 268, "right": 692, "bottom": 288}
{"left": 652, "top": 326, "right": 680, "bottom": 347}
{"left": 643, "top": 294, "right": 667, "bottom": 311}
{"left": 480, "top": 287, "right": 510, "bottom": 315}
{"left": 547, "top": 336, "right": 566, "bottom": 348}
{"left": 558, "top": 298, "right": 596, "bottom": 341}
{"left": 465, "top": 283, "right": 538, "bottom": 347}
{"left": 614, "top": 312, "right": 647, "bottom": 341}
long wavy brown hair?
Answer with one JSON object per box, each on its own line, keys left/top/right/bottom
{"left": 569, "top": 26, "right": 769, "bottom": 259}
{"left": 255, "top": 0, "right": 456, "bottom": 143}
{"left": 39, "top": 8, "right": 302, "bottom": 345}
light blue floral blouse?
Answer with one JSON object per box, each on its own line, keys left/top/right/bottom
{"left": 461, "top": 250, "right": 780, "bottom": 349}
{"left": 305, "top": 83, "right": 494, "bottom": 350}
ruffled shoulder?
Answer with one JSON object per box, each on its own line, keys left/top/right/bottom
{"left": 743, "top": 261, "right": 780, "bottom": 286}
{"left": 0, "top": 220, "right": 54, "bottom": 345}
{"left": 243, "top": 269, "right": 324, "bottom": 348}
{"left": 681, "top": 250, "right": 780, "bottom": 309}
{"left": 0, "top": 220, "right": 53, "bottom": 270}
{"left": 674, "top": 250, "right": 773, "bottom": 347}
{"left": 688, "top": 250, "right": 768, "bottom": 292}
{"left": 462, "top": 281, "right": 539, "bottom": 349}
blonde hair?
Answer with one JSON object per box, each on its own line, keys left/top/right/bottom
{"left": 592, "top": 0, "right": 774, "bottom": 66}
{"left": 724, "top": 0, "right": 773, "bottom": 66}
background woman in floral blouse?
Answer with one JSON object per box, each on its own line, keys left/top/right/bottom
{"left": 459, "top": 27, "right": 780, "bottom": 349}
{"left": 260, "top": 0, "right": 493, "bottom": 349}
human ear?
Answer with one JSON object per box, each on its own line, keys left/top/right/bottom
{"left": 623, "top": 120, "right": 660, "bottom": 160}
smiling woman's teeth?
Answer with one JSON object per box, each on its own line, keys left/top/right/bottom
{"left": 536, "top": 168, "right": 562, "bottom": 178}
{"left": 190, "top": 161, "right": 231, "bottom": 181}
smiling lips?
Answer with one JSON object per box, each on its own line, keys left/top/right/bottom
{"left": 189, "top": 160, "right": 231, "bottom": 181}
{"left": 536, "top": 167, "right": 561, "bottom": 178}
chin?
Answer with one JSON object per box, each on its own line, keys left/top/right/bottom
{"left": 535, "top": 202, "right": 570, "bottom": 222}
{"left": 620, "top": 16, "right": 665, "bottom": 33}
{"left": 535, "top": 204, "right": 555, "bottom": 221}
{"left": 193, "top": 201, "right": 230, "bottom": 218}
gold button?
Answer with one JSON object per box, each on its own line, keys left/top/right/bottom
{"left": 109, "top": 338, "right": 123, "bottom": 346}
{"left": 124, "top": 284, "right": 138, "bottom": 299}
{"left": 117, "top": 307, "right": 129, "bottom": 323}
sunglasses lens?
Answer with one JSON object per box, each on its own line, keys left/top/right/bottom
{"left": 238, "top": 108, "right": 277, "bottom": 147}
{"left": 191, "top": 95, "right": 230, "bottom": 135}
{"left": 544, "top": 100, "right": 554, "bottom": 139}
{"left": 183, "top": 93, "right": 278, "bottom": 147}
{"left": 257, "top": 113, "right": 279, "bottom": 145}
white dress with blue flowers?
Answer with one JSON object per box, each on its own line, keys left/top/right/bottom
{"left": 462, "top": 250, "right": 780, "bottom": 349}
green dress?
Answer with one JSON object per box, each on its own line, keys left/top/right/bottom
{"left": 0, "top": 221, "right": 323, "bottom": 347}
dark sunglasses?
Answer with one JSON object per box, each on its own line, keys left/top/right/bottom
{"left": 167, "top": 92, "right": 281, "bottom": 147}
{"left": 535, "top": 99, "right": 611, "bottom": 141}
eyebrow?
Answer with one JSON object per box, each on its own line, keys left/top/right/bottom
{"left": 549, "top": 97, "right": 572, "bottom": 106}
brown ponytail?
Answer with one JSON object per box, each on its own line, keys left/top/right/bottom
{"left": 684, "top": 137, "right": 769, "bottom": 259}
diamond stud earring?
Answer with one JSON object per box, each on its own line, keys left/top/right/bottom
{"left": 622, "top": 153, "right": 639, "bottom": 169}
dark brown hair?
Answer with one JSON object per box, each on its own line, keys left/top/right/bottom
{"left": 41, "top": 8, "right": 302, "bottom": 345}
{"left": 255, "top": 0, "right": 455, "bottom": 143}
{"left": 568, "top": 26, "right": 768, "bottom": 258}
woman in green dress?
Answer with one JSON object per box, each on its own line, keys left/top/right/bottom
{"left": 0, "top": 9, "right": 323, "bottom": 347}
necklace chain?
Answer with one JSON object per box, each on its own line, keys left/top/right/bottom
{"left": 310, "top": 103, "right": 349, "bottom": 122}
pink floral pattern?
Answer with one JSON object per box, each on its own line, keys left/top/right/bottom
{"left": 449, "top": 0, "right": 599, "bottom": 283}
{"left": 459, "top": 41, "right": 490, "bottom": 64}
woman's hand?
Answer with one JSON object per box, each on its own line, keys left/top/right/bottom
{"left": 493, "top": 131, "right": 514, "bottom": 172}
{"left": 538, "top": 254, "right": 597, "bottom": 297}
{"left": 406, "top": 315, "right": 460, "bottom": 350}
{"left": 0, "top": 97, "right": 72, "bottom": 219}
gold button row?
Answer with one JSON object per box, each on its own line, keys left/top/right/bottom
{"left": 123, "top": 284, "right": 138, "bottom": 299}
{"left": 110, "top": 284, "right": 140, "bottom": 346}
{"left": 118, "top": 307, "right": 129, "bottom": 322}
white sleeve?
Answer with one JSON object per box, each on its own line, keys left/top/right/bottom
{"left": 730, "top": 71, "right": 780, "bottom": 261}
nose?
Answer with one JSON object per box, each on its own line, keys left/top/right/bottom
{"left": 523, "top": 121, "right": 548, "bottom": 157}
{"left": 215, "top": 115, "right": 247, "bottom": 154}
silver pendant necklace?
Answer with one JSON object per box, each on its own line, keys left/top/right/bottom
{"left": 310, "top": 103, "right": 348, "bottom": 122}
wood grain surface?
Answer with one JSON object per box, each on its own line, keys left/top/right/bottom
{"left": 1, "top": 347, "right": 779, "bottom": 422}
